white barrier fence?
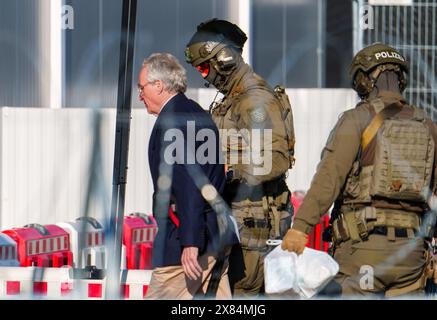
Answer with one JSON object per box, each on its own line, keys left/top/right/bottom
{"left": 0, "top": 266, "right": 152, "bottom": 300}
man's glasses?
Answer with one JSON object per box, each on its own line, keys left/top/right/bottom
{"left": 137, "top": 81, "right": 155, "bottom": 95}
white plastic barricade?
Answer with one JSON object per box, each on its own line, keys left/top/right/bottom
{"left": 72, "top": 269, "right": 152, "bottom": 300}
{"left": 120, "top": 269, "right": 152, "bottom": 300}
{"left": 0, "top": 267, "right": 73, "bottom": 298}
{"left": 0, "top": 268, "right": 153, "bottom": 299}
{"left": 0, "top": 234, "right": 19, "bottom": 267}
{"left": 71, "top": 278, "right": 106, "bottom": 300}
{"left": 81, "top": 247, "right": 105, "bottom": 270}
{"left": 57, "top": 217, "right": 106, "bottom": 269}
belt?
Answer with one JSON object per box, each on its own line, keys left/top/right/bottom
{"left": 243, "top": 217, "right": 270, "bottom": 229}
{"left": 332, "top": 207, "right": 421, "bottom": 244}
{"left": 372, "top": 226, "right": 419, "bottom": 238}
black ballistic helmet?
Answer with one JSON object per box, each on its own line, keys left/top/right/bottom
{"left": 185, "top": 18, "right": 247, "bottom": 68}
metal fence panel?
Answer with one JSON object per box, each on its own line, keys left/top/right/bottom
{"left": 354, "top": 0, "right": 437, "bottom": 119}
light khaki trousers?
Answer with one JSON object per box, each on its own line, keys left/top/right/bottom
{"left": 146, "top": 253, "right": 232, "bottom": 300}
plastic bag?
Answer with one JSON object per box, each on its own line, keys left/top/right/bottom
{"left": 295, "top": 248, "right": 339, "bottom": 298}
{"left": 264, "top": 244, "right": 298, "bottom": 294}
{"left": 264, "top": 245, "right": 339, "bottom": 298}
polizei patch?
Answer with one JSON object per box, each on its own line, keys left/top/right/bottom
{"left": 374, "top": 51, "right": 405, "bottom": 62}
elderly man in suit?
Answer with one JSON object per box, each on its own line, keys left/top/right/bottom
{"left": 139, "top": 53, "right": 238, "bottom": 299}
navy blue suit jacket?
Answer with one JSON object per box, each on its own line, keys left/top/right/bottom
{"left": 149, "top": 93, "right": 238, "bottom": 268}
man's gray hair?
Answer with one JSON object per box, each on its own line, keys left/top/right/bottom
{"left": 143, "top": 53, "right": 187, "bottom": 93}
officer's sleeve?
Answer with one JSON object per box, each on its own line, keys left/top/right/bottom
{"left": 292, "top": 110, "right": 362, "bottom": 234}
{"left": 233, "top": 93, "right": 290, "bottom": 185}
{"left": 172, "top": 163, "right": 206, "bottom": 248}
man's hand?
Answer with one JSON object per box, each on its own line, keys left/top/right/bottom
{"left": 281, "top": 228, "right": 308, "bottom": 255}
{"left": 181, "top": 246, "right": 202, "bottom": 280}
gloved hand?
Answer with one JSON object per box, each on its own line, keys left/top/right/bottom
{"left": 281, "top": 228, "right": 308, "bottom": 255}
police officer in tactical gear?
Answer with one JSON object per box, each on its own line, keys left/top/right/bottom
{"left": 185, "top": 19, "right": 296, "bottom": 297}
{"left": 282, "top": 43, "right": 437, "bottom": 297}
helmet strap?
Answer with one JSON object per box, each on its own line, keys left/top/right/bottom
{"left": 206, "top": 51, "right": 241, "bottom": 92}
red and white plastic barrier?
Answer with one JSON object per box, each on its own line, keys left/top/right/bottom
{"left": 69, "top": 278, "right": 106, "bottom": 300}
{"left": 0, "top": 266, "right": 103, "bottom": 299}
{"left": 120, "top": 269, "right": 152, "bottom": 300}
{"left": 76, "top": 270, "right": 153, "bottom": 300}
{"left": 306, "top": 215, "right": 330, "bottom": 252}
{"left": 0, "top": 267, "right": 154, "bottom": 299}
{"left": 123, "top": 213, "right": 157, "bottom": 270}
{"left": 0, "top": 267, "right": 73, "bottom": 298}
{"left": 2, "top": 224, "right": 73, "bottom": 267}
{"left": 292, "top": 191, "right": 330, "bottom": 252}
{"left": 57, "top": 217, "right": 106, "bottom": 270}
{"left": 0, "top": 215, "right": 156, "bottom": 299}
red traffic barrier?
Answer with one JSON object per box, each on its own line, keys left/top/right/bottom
{"left": 2, "top": 224, "right": 73, "bottom": 267}
{"left": 291, "top": 191, "right": 330, "bottom": 253}
{"left": 123, "top": 213, "right": 157, "bottom": 270}
{"left": 0, "top": 267, "right": 73, "bottom": 297}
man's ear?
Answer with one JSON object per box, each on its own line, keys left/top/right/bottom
{"left": 155, "top": 80, "right": 164, "bottom": 94}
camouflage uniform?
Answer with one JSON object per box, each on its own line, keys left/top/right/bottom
{"left": 186, "top": 19, "right": 295, "bottom": 297}
{"left": 290, "top": 44, "right": 437, "bottom": 297}
{"left": 212, "top": 63, "right": 293, "bottom": 296}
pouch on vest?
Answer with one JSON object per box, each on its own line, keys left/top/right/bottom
{"left": 372, "top": 117, "right": 434, "bottom": 201}
{"left": 233, "top": 199, "right": 270, "bottom": 250}
{"left": 345, "top": 106, "right": 435, "bottom": 204}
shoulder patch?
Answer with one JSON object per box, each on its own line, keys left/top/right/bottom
{"left": 249, "top": 107, "right": 267, "bottom": 123}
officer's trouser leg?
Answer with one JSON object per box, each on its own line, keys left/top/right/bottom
{"left": 320, "top": 234, "right": 426, "bottom": 298}
{"left": 232, "top": 248, "right": 265, "bottom": 297}
{"left": 229, "top": 195, "right": 292, "bottom": 297}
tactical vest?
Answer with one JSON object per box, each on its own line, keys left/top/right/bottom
{"left": 343, "top": 103, "right": 435, "bottom": 205}
{"left": 212, "top": 79, "right": 294, "bottom": 249}
{"left": 233, "top": 84, "right": 296, "bottom": 169}
{"left": 211, "top": 81, "right": 296, "bottom": 172}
